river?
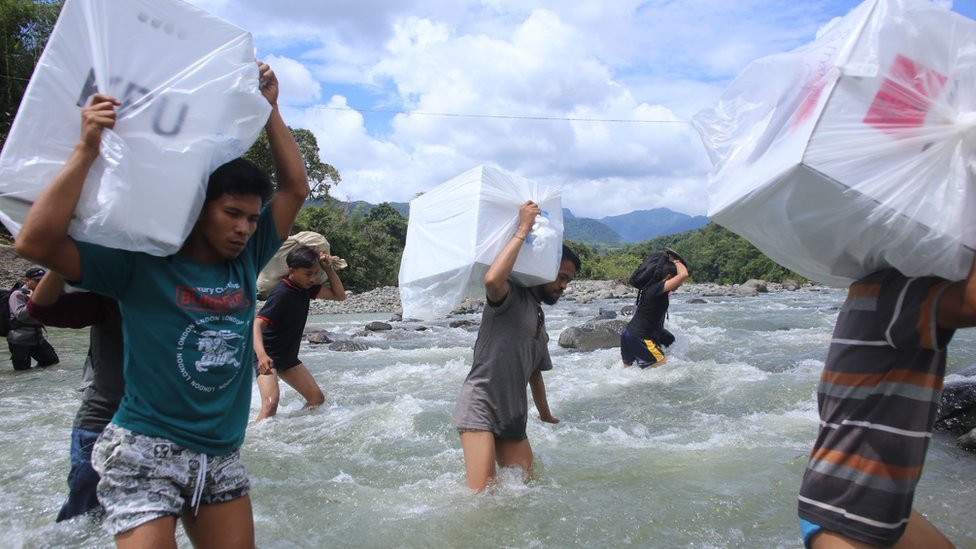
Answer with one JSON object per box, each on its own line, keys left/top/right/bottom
{"left": 2, "top": 288, "right": 974, "bottom": 548}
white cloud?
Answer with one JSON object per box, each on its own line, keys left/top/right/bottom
{"left": 185, "top": 0, "right": 975, "bottom": 219}
{"left": 262, "top": 55, "right": 321, "bottom": 105}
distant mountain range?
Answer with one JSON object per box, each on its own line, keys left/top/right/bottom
{"left": 592, "top": 208, "right": 710, "bottom": 244}
{"left": 332, "top": 200, "right": 708, "bottom": 246}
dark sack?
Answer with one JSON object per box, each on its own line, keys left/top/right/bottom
{"left": 659, "top": 329, "right": 676, "bottom": 347}
{"left": 628, "top": 251, "right": 670, "bottom": 289}
{"left": 0, "top": 282, "right": 24, "bottom": 337}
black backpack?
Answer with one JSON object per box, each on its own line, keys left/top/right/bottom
{"left": 0, "top": 281, "right": 24, "bottom": 337}
{"left": 628, "top": 251, "right": 671, "bottom": 289}
{"left": 628, "top": 248, "right": 689, "bottom": 289}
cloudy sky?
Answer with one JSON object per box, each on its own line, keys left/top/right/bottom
{"left": 185, "top": 0, "right": 975, "bottom": 219}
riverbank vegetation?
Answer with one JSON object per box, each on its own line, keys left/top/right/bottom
{"left": 569, "top": 223, "right": 804, "bottom": 285}
{"left": 287, "top": 194, "right": 802, "bottom": 290}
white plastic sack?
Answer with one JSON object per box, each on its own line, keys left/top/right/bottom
{"left": 693, "top": 0, "right": 976, "bottom": 287}
{"left": 0, "top": 0, "right": 271, "bottom": 255}
{"left": 256, "top": 231, "right": 346, "bottom": 300}
{"left": 398, "top": 165, "right": 564, "bottom": 320}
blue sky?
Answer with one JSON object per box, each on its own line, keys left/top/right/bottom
{"left": 186, "top": 0, "right": 976, "bottom": 219}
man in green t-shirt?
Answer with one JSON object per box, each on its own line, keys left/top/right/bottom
{"left": 15, "top": 62, "right": 309, "bottom": 548}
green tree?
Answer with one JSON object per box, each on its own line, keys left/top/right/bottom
{"left": 294, "top": 200, "right": 403, "bottom": 290}
{"left": 243, "top": 127, "right": 340, "bottom": 199}
{"left": 0, "top": 0, "right": 61, "bottom": 146}
{"left": 0, "top": 0, "right": 61, "bottom": 149}
{"left": 0, "top": 0, "right": 61, "bottom": 241}
{"left": 365, "top": 202, "right": 407, "bottom": 246}
{"left": 628, "top": 223, "right": 803, "bottom": 284}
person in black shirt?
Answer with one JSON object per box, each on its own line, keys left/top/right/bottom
{"left": 620, "top": 251, "right": 688, "bottom": 368}
{"left": 253, "top": 244, "right": 346, "bottom": 423}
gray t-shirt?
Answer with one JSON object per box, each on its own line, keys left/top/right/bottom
{"left": 452, "top": 283, "right": 553, "bottom": 440}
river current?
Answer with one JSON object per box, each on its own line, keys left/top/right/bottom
{"left": 2, "top": 288, "right": 974, "bottom": 548}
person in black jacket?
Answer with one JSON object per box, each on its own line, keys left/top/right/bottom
{"left": 620, "top": 251, "right": 689, "bottom": 368}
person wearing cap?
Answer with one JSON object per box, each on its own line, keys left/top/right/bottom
{"left": 6, "top": 266, "right": 59, "bottom": 370}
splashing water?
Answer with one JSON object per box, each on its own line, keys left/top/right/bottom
{"left": 1, "top": 289, "right": 974, "bottom": 548}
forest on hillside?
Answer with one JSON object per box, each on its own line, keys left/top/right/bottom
{"left": 284, "top": 194, "right": 802, "bottom": 290}
{"left": 567, "top": 223, "right": 804, "bottom": 285}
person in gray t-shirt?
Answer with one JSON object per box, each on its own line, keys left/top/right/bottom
{"left": 451, "top": 200, "right": 580, "bottom": 491}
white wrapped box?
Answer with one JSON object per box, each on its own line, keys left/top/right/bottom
{"left": 0, "top": 0, "right": 270, "bottom": 255}
{"left": 398, "top": 165, "right": 563, "bottom": 320}
{"left": 693, "top": 0, "right": 976, "bottom": 287}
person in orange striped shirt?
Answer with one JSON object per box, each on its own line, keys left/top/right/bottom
{"left": 797, "top": 261, "right": 976, "bottom": 548}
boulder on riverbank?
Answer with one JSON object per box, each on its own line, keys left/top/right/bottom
{"left": 936, "top": 380, "right": 976, "bottom": 434}
{"left": 558, "top": 319, "right": 627, "bottom": 351}
{"left": 936, "top": 372, "right": 976, "bottom": 453}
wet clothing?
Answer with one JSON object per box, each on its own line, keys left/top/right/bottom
{"left": 7, "top": 340, "right": 58, "bottom": 371}
{"left": 29, "top": 293, "right": 124, "bottom": 432}
{"left": 59, "top": 427, "right": 103, "bottom": 521}
{"left": 620, "top": 280, "right": 672, "bottom": 366}
{"left": 256, "top": 277, "right": 321, "bottom": 371}
{"left": 92, "top": 423, "right": 250, "bottom": 536}
{"left": 75, "top": 205, "right": 282, "bottom": 456}
{"left": 799, "top": 518, "right": 823, "bottom": 548}
{"left": 7, "top": 287, "right": 58, "bottom": 370}
{"left": 452, "top": 283, "right": 552, "bottom": 440}
{"left": 619, "top": 327, "right": 666, "bottom": 368}
{"left": 29, "top": 291, "right": 124, "bottom": 521}
{"left": 797, "top": 270, "right": 956, "bottom": 546}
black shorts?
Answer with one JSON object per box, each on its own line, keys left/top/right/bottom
{"left": 253, "top": 352, "right": 301, "bottom": 375}
{"left": 8, "top": 340, "right": 59, "bottom": 370}
{"left": 619, "top": 328, "right": 665, "bottom": 368}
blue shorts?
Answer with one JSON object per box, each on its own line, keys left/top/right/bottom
{"left": 800, "top": 518, "right": 823, "bottom": 548}
{"left": 619, "top": 328, "right": 666, "bottom": 368}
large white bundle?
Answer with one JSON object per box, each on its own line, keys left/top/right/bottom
{"left": 0, "top": 0, "right": 270, "bottom": 255}
{"left": 398, "top": 165, "right": 563, "bottom": 320}
{"left": 693, "top": 0, "right": 976, "bottom": 287}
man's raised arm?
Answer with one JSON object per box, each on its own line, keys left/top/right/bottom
{"left": 257, "top": 61, "right": 310, "bottom": 240}
{"left": 15, "top": 94, "right": 120, "bottom": 281}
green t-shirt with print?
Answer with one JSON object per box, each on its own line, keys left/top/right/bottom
{"left": 76, "top": 205, "right": 282, "bottom": 455}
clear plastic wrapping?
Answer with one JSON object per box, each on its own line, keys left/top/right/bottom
{"left": 693, "top": 0, "right": 976, "bottom": 286}
{"left": 0, "top": 0, "right": 270, "bottom": 255}
{"left": 398, "top": 165, "right": 564, "bottom": 320}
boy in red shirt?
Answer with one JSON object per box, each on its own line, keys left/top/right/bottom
{"left": 253, "top": 244, "right": 346, "bottom": 422}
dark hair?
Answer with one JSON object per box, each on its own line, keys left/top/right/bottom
{"left": 662, "top": 259, "right": 678, "bottom": 280}
{"left": 206, "top": 158, "right": 273, "bottom": 204}
{"left": 561, "top": 245, "right": 581, "bottom": 271}
{"left": 286, "top": 244, "right": 319, "bottom": 269}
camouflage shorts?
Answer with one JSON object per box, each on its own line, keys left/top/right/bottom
{"left": 91, "top": 423, "right": 250, "bottom": 536}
